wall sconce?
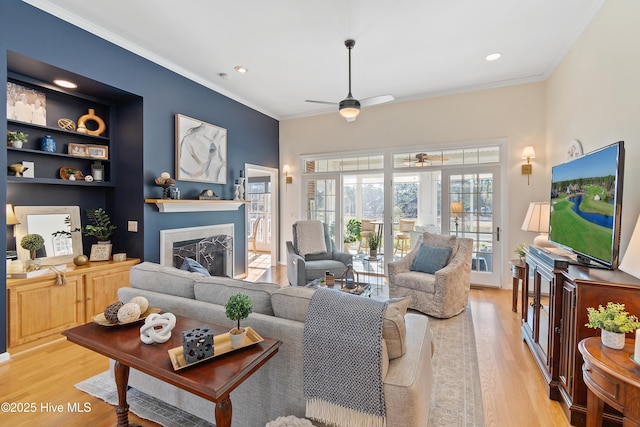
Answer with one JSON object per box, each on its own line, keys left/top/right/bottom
{"left": 521, "top": 146, "right": 535, "bottom": 185}
{"left": 6, "top": 204, "right": 19, "bottom": 225}
{"left": 283, "top": 164, "right": 292, "bottom": 190}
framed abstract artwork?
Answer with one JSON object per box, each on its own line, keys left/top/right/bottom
{"left": 175, "top": 114, "right": 227, "bottom": 184}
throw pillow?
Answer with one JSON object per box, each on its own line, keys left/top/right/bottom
{"left": 411, "top": 243, "right": 452, "bottom": 274}
{"left": 180, "top": 257, "right": 210, "bottom": 276}
{"left": 384, "top": 297, "right": 410, "bottom": 359}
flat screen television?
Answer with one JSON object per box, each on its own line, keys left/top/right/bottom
{"left": 549, "top": 141, "right": 625, "bottom": 269}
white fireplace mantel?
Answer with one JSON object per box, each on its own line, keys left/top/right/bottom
{"left": 145, "top": 199, "right": 247, "bottom": 213}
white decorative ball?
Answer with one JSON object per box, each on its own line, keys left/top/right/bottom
{"left": 129, "top": 296, "right": 149, "bottom": 313}
{"left": 160, "top": 172, "right": 171, "bottom": 179}
{"left": 85, "top": 175, "right": 94, "bottom": 182}
{"left": 117, "top": 302, "right": 141, "bottom": 323}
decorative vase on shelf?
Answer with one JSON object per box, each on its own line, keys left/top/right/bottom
{"left": 601, "top": 329, "right": 626, "bottom": 350}
{"left": 40, "top": 135, "right": 56, "bottom": 152}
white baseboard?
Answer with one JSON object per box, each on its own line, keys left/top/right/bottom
{"left": 0, "top": 352, "right": 10, "bottom": 363}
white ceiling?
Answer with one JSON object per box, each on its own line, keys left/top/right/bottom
{"left": 25, "top": 0, "right": 605, "bottom": 121}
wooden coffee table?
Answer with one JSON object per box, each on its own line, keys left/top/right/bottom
{"left": 62, "top": 314, "right": 281, "bottom": 427}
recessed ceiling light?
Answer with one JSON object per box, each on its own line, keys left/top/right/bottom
{"left": 53, "top": 79, "right": 77, "bottom": 89}
{"left": 234, "top": 66, "right": 248, "bottom": 74}
{"left": 485, "top": 53, "right": 502, "bottom": 61}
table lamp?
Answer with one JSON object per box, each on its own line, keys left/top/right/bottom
{"left": 521, "top": 201, "right": 552, "bottom": 247}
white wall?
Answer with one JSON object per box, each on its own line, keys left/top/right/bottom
{"left": 280, "top": 82, "right": 547, "bottom": 286}
{"left": 545, "top": 0, "right": 640, "bottom": 260}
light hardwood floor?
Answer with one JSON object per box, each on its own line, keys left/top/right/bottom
{"left": 0, "top": 264, "right": 571, "bottom": 426}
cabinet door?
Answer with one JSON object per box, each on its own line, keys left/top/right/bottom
{"left": 84, "top": 267, "right": 131, "bottom": 321}
{"left": 8, "top": 276, "right": 84, "bottom": 347}
{"left": 558, "top": 280, "right": 576, "bottom": 395}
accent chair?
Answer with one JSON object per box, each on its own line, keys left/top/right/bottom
{"left": 388, "top": 231, "right": 473, "bottom": 318}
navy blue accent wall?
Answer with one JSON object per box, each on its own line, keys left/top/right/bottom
{"left": 0, "top": 1, "right": 279, "bottom": 354}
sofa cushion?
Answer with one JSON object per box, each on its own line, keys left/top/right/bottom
{"left": 384, "top": 297, "right": 410, "bottom": 359}
{"left": 194, "top": 277, "right": 280, "bottom": 315}
{"left": 411, "top": 243, "right": 452, "bottom": 274}
{"left": 130, "top": 262, "right": 201, "bottom": 299}
{"left": 271, "top": 286, "right": 316, "bottom": 322}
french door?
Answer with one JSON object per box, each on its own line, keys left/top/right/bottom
{"left": 442, "top": 165, "right": 501, "bottom": 286}
{"left": 301, "top": 174, "right": 340, "bottom": 243}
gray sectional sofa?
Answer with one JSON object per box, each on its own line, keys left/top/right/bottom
{"left": 117, "top": 262, "right": 433, "bottom": 427}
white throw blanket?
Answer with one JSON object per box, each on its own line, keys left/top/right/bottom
{"left": 295, "top": 220, "right": 327, "bottom": 257}
{"left": 303, "top": 288, "right": 387, "bottom": 427}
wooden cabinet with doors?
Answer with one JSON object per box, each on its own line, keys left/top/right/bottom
{"left": 522, "top": 248, "right": 565, "bottom": 401}
{"left": 523, "top": 247, "right": 640, "bottom": 426}
{"left": 7, "top": 258, "right": 139, "bottom": 354}
{"left": 556, "top": 267, "right": 640, "bottom": 427}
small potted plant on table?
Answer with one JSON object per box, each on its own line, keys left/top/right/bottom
{"left": 343, "top": 219, "right": 361, "bottom": 252}
{"left": 225, "top": 293, "right": 254, "bottom": 349}
{"left": 368, "top": 232, "right": 381, "bottom": 258}
{"left": 586, "top": 302, "right": 640, "bottom": 349}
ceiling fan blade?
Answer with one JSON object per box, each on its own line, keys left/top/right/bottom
{"left": 305, "top": 100, "right": 338, "bottom": 105}
{"left": 360, "top": 94, "right": 394, "bottom": 108}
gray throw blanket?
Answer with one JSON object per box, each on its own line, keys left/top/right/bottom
{"left": 303, "top": 288, "right": 387, "bottom": 427}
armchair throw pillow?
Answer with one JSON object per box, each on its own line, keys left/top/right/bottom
{"left": 411, "top": 243, "right": 452, "bottom": 274}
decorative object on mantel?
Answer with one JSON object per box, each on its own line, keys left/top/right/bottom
{"left": 57, "top": 117, "right": 76, "bottom": 131}
{"left": 154, "top": 172, "right": 176, "bottom": 199}
{"left": 59, "top": 166, "right": 84, "bottom": 181}
{"left": 233, "top": 179, "right": 242, "bottom": 201}
{"left": 586, "top": 302, "right": 640, "bottom": 350}
{"left": 238, "top": 169, "right": 245, "bottom": 200}
{"left": 40, "top": 135, "right": 56, "bottom": 152}
{"left": 175, "top": 114, "right": 227, "bottom": 184}
{"left": 225, "top": 292, "right": 254, "bottom": 349}
{"left": 140, "top": 312, "right": 176, "bottom": 344}
{"left": 76, "top": 108, "right": 106, "bottom": 136}
{"left": 9, "top": 163, "right": 27, "bottom": 177}
{"left": 7, "top": 130, "right": 28, "bottom": 148}
{"left": 197, "top": 189, "right": 219, "bottom": 200}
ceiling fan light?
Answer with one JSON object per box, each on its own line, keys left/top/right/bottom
{"left": 339, "top": 98, "right": 361, "bottom": 118}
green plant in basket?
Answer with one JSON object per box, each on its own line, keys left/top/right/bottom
{"left": 225, "top": 293, "right": 254, "bottom": 334}
{"left": 586, "top": 302, "right": 640, "bottom": 333}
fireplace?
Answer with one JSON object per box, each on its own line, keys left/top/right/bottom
{"left": 160, "top": 224, "right": 234, "bottom": 277}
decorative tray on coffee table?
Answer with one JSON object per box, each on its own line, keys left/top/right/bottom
{"left": 168, "top": 327, "right": 264, "bottom": 371}
{"left": 92, "top": 307, "right": 162, "bottom": 326}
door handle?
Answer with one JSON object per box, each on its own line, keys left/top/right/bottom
{"left": 496, "top": 227, "right": 500, "bottom": 241}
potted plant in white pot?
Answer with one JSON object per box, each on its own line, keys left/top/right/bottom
{"left": 225, "top": 293, "right": 254, "bottom": 349}
{"left": 343, "top": 219, "right": 360, "bottom": 252}
{"left": 586, "top": 302, "right": 640, "bottom": 349}
{"left": 7, "top": 130, "right": 28, "bottom": 148}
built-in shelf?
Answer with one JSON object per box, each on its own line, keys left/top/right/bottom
{"left": 145, "top": 199, "right": 247, "bottom": 213}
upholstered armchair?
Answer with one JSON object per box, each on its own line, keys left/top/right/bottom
{"left": 286, "top": 221, "right": 353, "bottom": 286}
{"left": 388, "top": 231, "right": 473, "bottom": 318}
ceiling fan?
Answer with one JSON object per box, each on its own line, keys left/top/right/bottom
{"left": 305, "top": 39, "right": 394, "bottom": 122}
{"left": 403, "top": 153, "right": 450, "bottom": 167}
